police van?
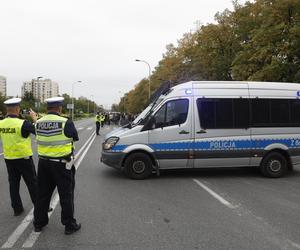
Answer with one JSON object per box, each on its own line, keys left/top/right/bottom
{"left": 101, "top": 81, "right": 300, "bottom": 179}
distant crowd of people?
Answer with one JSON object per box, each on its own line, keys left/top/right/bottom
{"left": 98, "top": 112, "right": 137, "bottom": 126}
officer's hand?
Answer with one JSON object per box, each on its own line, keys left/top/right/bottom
{"left": 29, "top": 109, "right": 38, "bottom": 123}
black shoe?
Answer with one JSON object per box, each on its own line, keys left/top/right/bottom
{"left": 34, "top": 226, "right": 43, "bottom": 233}
{"left": 64, "top": 222, "right": 81, "bottom": 235}
{"left": 14, "top": 208, "right": 24, "bottom": 216}
{"left": 48, "top": 207, "right": 53, "bottom": 212}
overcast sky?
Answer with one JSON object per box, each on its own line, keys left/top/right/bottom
{"left": 0, "top": 0, "right": 245, "bottom": 108}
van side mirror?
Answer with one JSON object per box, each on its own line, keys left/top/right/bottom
{"left": 142, "top": 117, "right": 156, "bottom": 131}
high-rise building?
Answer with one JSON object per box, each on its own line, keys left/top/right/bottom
{"left": 21, "top": 79, "right": 59, "bottom": 102}
{"left": 0, "top": 75, "right": 7, "bottom": 97}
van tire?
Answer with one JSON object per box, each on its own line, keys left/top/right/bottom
{"left": 260, "top": 152, "right": 288, "bottom": 178}
{"left": 124, "top": 153, "right": 153, "bottom": 180}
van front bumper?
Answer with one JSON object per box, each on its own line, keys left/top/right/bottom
{"left": 101, "top": 151, "right": 125, "bottom": 170}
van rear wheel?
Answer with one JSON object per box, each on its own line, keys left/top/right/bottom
{"left": 260, "top": 152, "right": 288, "bottom": 178}
{"left": 124, "top": 153, "right": 153, "bottom": 180}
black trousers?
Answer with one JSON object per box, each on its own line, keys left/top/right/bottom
{"left": 96, "top": 121, "right": 100, "bottom": 135}
{"left": 5, "top": 158, "right": 37, "bottom": 212}
{"left": 33, "top": 159, "right": 76, "bottom": 227}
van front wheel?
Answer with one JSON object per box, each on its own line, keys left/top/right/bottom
{"left": 124, "top": 153, "right": 153, "bottom": 180}
{"left": 260, "top": 152, "right": 288, "bottom": 178}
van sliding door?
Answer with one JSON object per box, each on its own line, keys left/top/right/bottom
{"left": 193, "top": 97, "right": 251, "bottom": 168}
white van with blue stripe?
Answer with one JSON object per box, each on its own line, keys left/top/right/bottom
{"left": 101, "top": 81, "right": 300, "bottom": 179}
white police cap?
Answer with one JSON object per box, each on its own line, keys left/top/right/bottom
{"left": 4, "top": 98, "right": 22, "bottom": 106}
{"left": 45, "top": 97, "right": 64, "bottom": 107}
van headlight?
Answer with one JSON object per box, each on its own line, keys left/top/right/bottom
{"left": 103, "top": 137, "right": 119, "bottom": 150}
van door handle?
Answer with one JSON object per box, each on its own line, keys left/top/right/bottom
{"left": 179, "top": 130, "right": 189, "bottom": 134}
{"left": 196, "top": 129, "right": 207, "bottom": 134}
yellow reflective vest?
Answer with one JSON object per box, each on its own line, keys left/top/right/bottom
{"left": 95, "top": 115, "right": 101, "bottom": 122}
{"left": 0, "top": 117, "right": 33, "bottom": 160}
{"left": 36, "top": 114, "right": 73, "bottom": 158}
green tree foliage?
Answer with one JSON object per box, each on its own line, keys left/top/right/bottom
{"left": 62, "top": 93, "right": 98, "bottom": 117}
{"left": 232, "top": 0, "right": 300, "bottom": 81}
{"left": 120, "top": 0, "right": 300, "bottom": 114}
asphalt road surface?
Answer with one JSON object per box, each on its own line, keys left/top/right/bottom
{"left": 1, "top": 118, "right": 300, "bottom": 249}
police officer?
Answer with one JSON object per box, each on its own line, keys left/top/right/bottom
{"left": 100, "top": 113, "right": 105, "bottom": 128}
{"left": 33, "top": 97, "right": 81, "bottom": 235}
{"left": 0, "top": 98, "right": 37, "bottom": 216}
{"left": 95, "top": 112, "right": 101, "bottom": 135}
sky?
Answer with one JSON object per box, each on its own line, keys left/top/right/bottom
{"left": 0, "top": 0, "right": 246, "bottom": 109}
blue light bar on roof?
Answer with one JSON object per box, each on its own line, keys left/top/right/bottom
{"left": 185, "top": 89, "right": 193, "bottom": 95}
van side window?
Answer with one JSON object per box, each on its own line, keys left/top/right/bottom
{"left": 251, "top": 99, "right": 297, "bottom": 127}
{"left": 251, "top": 99, "right": 270, "bottom": 126}
{"left": 234, "top": 99, "right": 250, "bottom": 128}
{"left": 153, "top": 104, "right": 166, "bottom": 128}
{"left": 154, "top": 99, "right": 189, "bottom": 128}
{"left": 198, "top": 99, "right": 215, "bottom": 128}
{"left": 215, "top": 99, "right": 233, "bottom": 128}
{"left": 197, "top": 98, "right": 250, "bottom": 129}
{"left": 271, "top": 99, "right": 290, "bottom": 125}
{"left": 290, "top": 100, "right": 300, "bottom": 125}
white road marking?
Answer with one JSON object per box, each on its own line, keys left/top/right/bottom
{"left": 1, "top": 209, "right": 34, "bottom": 248}
{"left": 87, "top": 126, "right": 93, "bottom": 130}
{"left": 0, "top": 153, "right": 3, "bottom": 156}
{"left": 1, "top": 132, "right": 96, "bottom": 249}
{"left": 288, "top": 240, "right": 300, "bottom": 249}
{"left": 193, "top": 179, "right": 236, "bottom": 209}
{"left": 22, "top": 132, "right": 96, "bottom": 248}
{"left": 21, "top": 195, "right": 59, "bottom": 248}
{"left": 77, "top": 127, "right": 84, "bottom": 131}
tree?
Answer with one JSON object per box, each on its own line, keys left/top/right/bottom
{"left": 232, "top": 0, "right": 300, "bottom": 82}
{"left": 119, "top": 0, "right": 300, "bottom": 113}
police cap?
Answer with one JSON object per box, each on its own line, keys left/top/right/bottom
{"left": 4, "top": 98, "right": 22, "bottom": 107}
{"left": 45, "top": 97, "right": 64, "bottom": 107}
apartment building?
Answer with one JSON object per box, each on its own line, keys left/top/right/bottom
{"left": 21, "top": 79, "right": 59, "bottom": 102}
{"left": 0, "top": 75, "right": 7, "bottom": 97}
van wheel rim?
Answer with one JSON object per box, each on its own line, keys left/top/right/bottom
{"left": 132, "top": 161, "right": 146, "bottom": 174}
{"left": 269, "top": 160, "right": 281, "bottom": 172}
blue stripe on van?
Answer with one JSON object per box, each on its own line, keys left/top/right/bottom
{"left": 111, "top": 138, "right": 300, "bottom": 152}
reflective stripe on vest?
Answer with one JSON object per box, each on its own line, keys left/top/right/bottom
{"left": 37, "top": 139, "right": 73, "bottom": 146}
{"left": 36, "top": 114, "right": 73, "bottom": 158}
{"left": 0, "top": 118, "right": 33, "bottom": 159}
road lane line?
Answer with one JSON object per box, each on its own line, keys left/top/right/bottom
{"left": 22, "top": 194, "right": 60, "bottom": 248}
{"left": 193, "top": 179, "right": 236, "bottom": 209}
{"left": 77, "top": 127, "right": 84, "bottom": 131}
{"left": 1, "top": 132, "right": 95, "bottom": 249}
{"left": 1, "top": 209, "right": 34, "bottom": 249}
{"left": 0, "top": 153, "right": 3, "bottom": 156}
{"left": 87, "top": 126, "right": 93, "bottom": 130}
{"left": 22, "top": 132, "right": 96, "bottom": 248}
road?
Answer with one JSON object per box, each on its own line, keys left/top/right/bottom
{"left": 1, "top": 118, "right": 300, "bottom": 249}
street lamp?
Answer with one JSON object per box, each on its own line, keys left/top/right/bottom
{"left": 135, "top": 59, "right": 151, "bottom": 100}
{"left": 90, "top": 95, "right": 96, "bottom": 114}
{"left": 87, "top": 95, "right": 94, "bottom": 116}
{"left": 71, "top": 81, "right": 83, "bottom": 120}
{"left": 36, "top": 76, "right": 43, "bottom": 113}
